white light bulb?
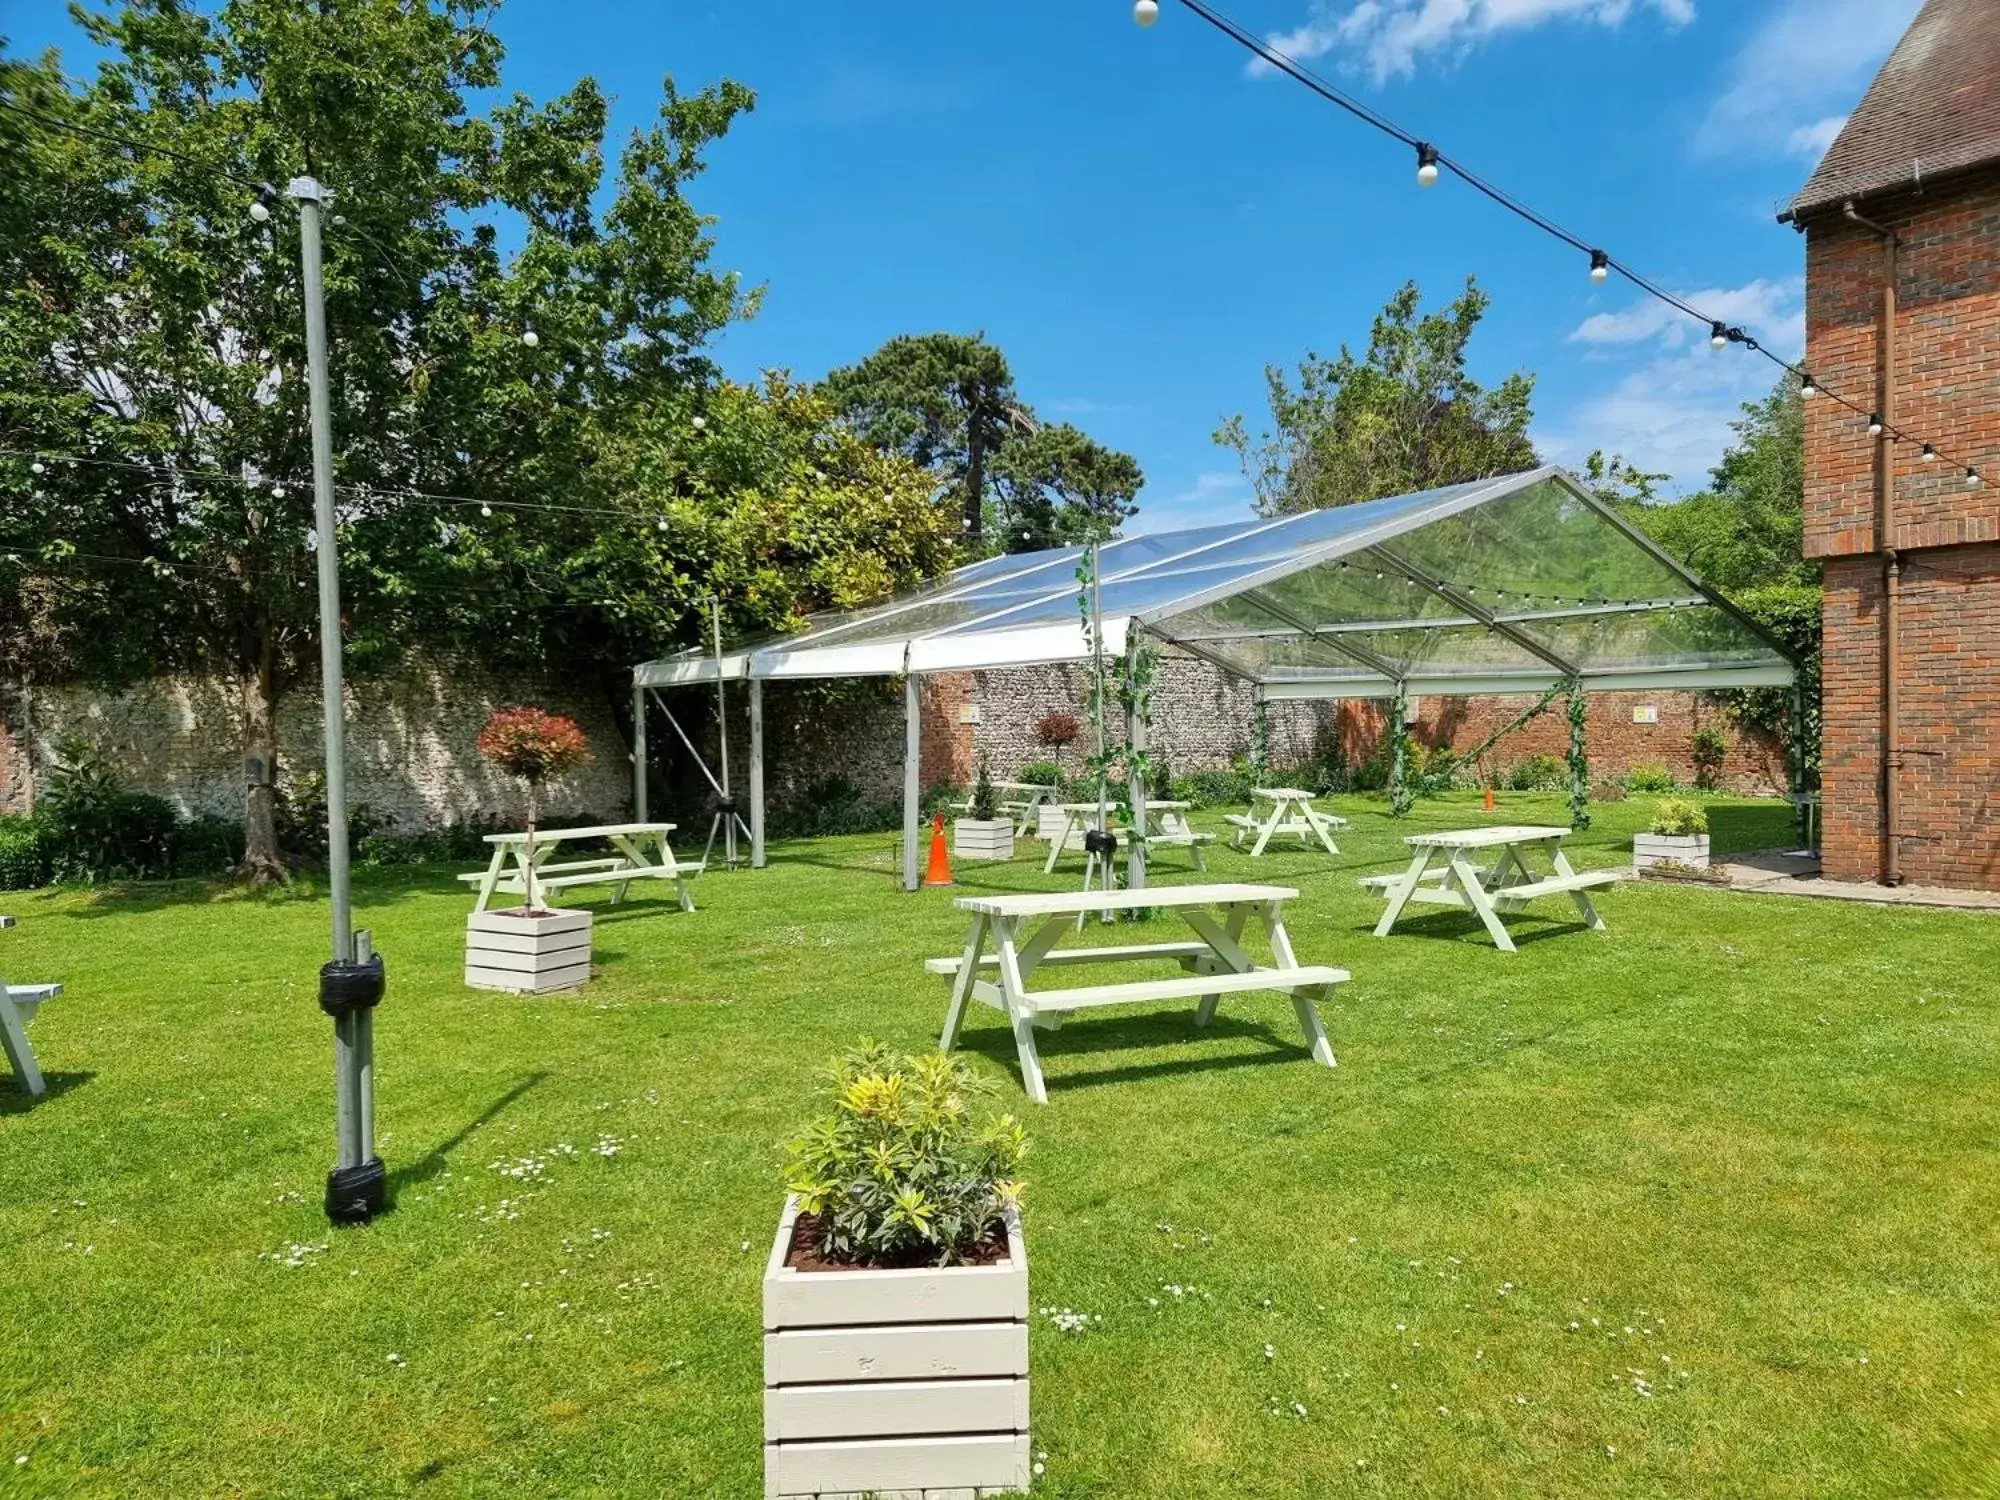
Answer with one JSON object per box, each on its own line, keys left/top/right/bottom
{"left": 272, "top": 485, "right": 287, "bottom": 499}
{"left": 656, "top": 517, "right": 668, "bottom": 532}
{"left": 1417, "top": 161, "right": 1439, "bottom": 188}
{"left": 1967, "top": 468, "right": 1983, "bottom": 490}
{"left": 30, "top": 461, "right": 45, "bottom": 475}
{"left": 249, "top": 200, "right": 270, "bottom": 224}
{"left": 1134, "top": 0, "right": 1160, "bottom": 25}
{"left": 1590, "top": 264, "right": 1608, "bottom": 284}
{"left": 691, "top": 415, "right": 706, "bottom": 430}
{"left": 480, "top": 504, "right": 492, "bottom": 517}
{"left": 521, "top": 328, "right": 539, "bottom": 348}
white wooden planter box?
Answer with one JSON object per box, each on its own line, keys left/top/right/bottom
{"left": 465, "top": 908, "right": 592, "bottom": 994}
{"left": 1634, "top": 832, "right": 1711, "bottom": 871}
{"left": 953, "top": 818, "right": 1016, "bottom": 862}
{"left": 1035, "top": 804, "right": 1072, "bottom": 844}
{"left": 764, "top": 1195, "right": 1030, "bottom": 1499}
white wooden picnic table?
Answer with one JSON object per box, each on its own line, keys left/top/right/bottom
{"left": 1, "top": 914, "right": 61, "bottom": 1097}
{"left": 1225, "top": 787, "right": 1348, "bottom": 857}
{"left": 1360, "top": 824, "right": 1619, "bottom": 953}
{"left": 459, "top": 822, "right": 699, "bottom": 914}
{"left": 926, "top": 883, "right": 1345, "bottom": 1104}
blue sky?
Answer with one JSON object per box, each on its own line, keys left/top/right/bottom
{"left": 10, "top": 0, "right": 1920, "bottom": 531}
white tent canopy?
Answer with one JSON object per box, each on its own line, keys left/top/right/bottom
{"left": 631, "top": 467, "right": 1797, "bottom": 885}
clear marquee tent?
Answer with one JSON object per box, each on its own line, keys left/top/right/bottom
{"left": 632, "top": 466, "right": 1797, "bottom": 888}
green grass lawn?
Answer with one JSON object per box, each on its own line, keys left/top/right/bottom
{"left": 2, "top": 791, "right": 1996, "bottom": 1499}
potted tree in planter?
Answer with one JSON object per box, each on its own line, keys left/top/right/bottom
{"left": 1634, "top": 797, "right": 1711, "bottom": 871}
{"left": 466, "top": 707, "right": 594, "bottom": 994}
{"left": 1033, "top": 711, "right": 1080, "bottom": 842}
{"left": 765, "top": 1044, "right": 1031, "bottom": 1499}
{"left": 953, "top": 756, "right": 1015, "bottom": 862}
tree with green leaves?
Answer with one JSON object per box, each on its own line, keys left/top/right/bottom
{"left": 824, "top": 333, "right": 1029, "bottom": 547}
{"left": 1217, "top": 278, "right": 1538, "bottom": 513}
{"left": 0, "top": 0, "right": 755, "bottom": 877}
{"left": 989, "top": 421, "right": 1143, "bottom": 551}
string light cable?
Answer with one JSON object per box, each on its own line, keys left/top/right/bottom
{"left": 1144, "top": 0, "right": 1983, "bottom": 488}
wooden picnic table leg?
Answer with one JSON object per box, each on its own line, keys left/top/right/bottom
{"left": 606, "top": 833, "right": 646, "bottom": 907}
{"left": 0, "top": 981, "right": 46, "bottom": 1096}
{"left": 1454, "top": 848, "right": 1518, "bottom": 952}
{"left": 1249, "top": 803, "right": 1283, "bottom": 858}
{"left": 1301, "top": 801, "right": 1341, "bottom": 855}
{"left": 472, "top": 844, "right": 508, "bottom": 913}
{"left": 1372, "top": 845, "right": 1436, "bottom": 937}
{"left": 1042, "top": 810, "right": 1072, "bottom": 875}
{"left": 994, "top": 916, "right": 1048, "bottom": 1105}
{"left": 1264, "top": 905, "right": 1336, "bottom": 1069}
{"left": 1547, "top": 839, "right": 1607, "bottom": 930}
{"left": 1183, "top": 904, "right": 1253, "bottom": 1027}
{"left": 939, "top": 911, "right": 989, "bottom": 1053}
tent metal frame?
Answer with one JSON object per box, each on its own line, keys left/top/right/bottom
{"left": 630, "top": 467, "right": 1801, "bottom": 891}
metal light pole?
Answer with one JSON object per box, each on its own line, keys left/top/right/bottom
{"left": 289, "top": 176, "right": 387, "bottom": 1225}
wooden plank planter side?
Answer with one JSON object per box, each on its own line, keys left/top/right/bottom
{"left": 953, "top": 819, "right": 1016, "bottom": 862}
{"left": 1633, "top": 832, "right": 1711, "bottom": 871}
{"left": 764, "top": 1197, "right": 1030, "bottom": 1499}
{"left": 465, "top": 908, "right": 592, "bottom": 995}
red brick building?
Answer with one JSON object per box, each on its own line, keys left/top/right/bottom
{"left": 1784, "top": 0, "right": 2000, "bottom": 890}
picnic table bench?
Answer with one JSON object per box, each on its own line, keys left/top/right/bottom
{"left": 927, "top": 883, "right": 1344, "bottom": 1103}
{"left": 459, "top": 822, "right": 699, "bottom": 914}
{"left": 1361, "top": 824, "right": 1619, "bottom": 952}
{"left": 1, "top": 915, "right": 61, "bottom": 1097}
{"left": 1226, "top": 788, "right": 1348, "bottom": 856}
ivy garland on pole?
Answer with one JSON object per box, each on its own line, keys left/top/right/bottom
{"left": 1073, "top": 544, "right": 1156, "bottom": 822}
{"left": 1249, "top": 696, "right": 1270, "bottom": 780}
{"left": 1388, "top": 687, "right": 1416, "bottom": 818}
{"left": 1565, "top": 680, "right": 1591, "bottom": 831}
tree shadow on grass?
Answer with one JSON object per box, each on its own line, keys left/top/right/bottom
{"left": 387, "top": 1070, "right": 548, "bottom": 1196}
{"left": 0, "top": 1070, "right": 95, "bottom": 1115}
{"left": 1707, "top": 802, "right": 1794, "bottom": 856}
{"left": 956, "top": 1009, "right": 1318, "bottom": 1095}
{"left": 51, "top": 867, "right": 444, "bottom": 920}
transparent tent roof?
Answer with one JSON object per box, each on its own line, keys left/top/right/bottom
{"left": 635, "top": 467, "right": 1796, "bottom": 698}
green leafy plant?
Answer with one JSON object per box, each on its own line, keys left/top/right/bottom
{"left": 1691, "top": 725, "right": 1729, "bottom": 792}
{"left": 1016, "top": 761, "right": 1062, "bottom": 788}
{"left": 1648, "top": 798, "right": 1709, "bottom": 837}
{"left": 783, "top": 1042, "right": 1027, "bottom": 1268}
{"left": 968, "top": 755, "right": 999, "bottom": 821}
{"left": 1627, "top": 762, "right": 1677, "bottom": 794}
{"left": 1507, "top": 753, "right": 1568, "bottom": 792}
{"left": 0, "top": 817, "right": 51, "bottom": 891}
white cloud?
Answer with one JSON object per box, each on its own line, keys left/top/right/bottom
{"left": 1570, "top": 277, "right": 1803, "bottom": 352}
{"left": 1132, "top": 470, "right": 1256, "bottom": 533}
{"left": 1785, "top": 114, "right": 1848, "bottom": 160}
{"left": 1246, "top": 0, "right": 1693, "bottom": 82}
{"left": 1698, "top": 0, "right": 1919, "bottom": 157}
{"left": 1546, "top": 279, "right": 1803, "bottom": 489}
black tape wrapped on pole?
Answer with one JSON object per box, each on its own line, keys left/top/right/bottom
{"left": 321, "top": 952, "right": 387, "bottom": 1222}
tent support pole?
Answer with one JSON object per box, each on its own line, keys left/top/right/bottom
{"left": 749, "top": 679, "right": 766, "bottom": 869}
{"left": 903, "top": 670, "right": 922, "bottom": 892}
{"left": 632, "top": 682, "right": 648, "bottom": 822}
{"left": 1126, "top": 646, "right": 1147, "bottom": 896}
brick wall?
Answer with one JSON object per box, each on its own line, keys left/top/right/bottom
{"left": 1802, "top": 166, "right": 2000, "bottom": 888}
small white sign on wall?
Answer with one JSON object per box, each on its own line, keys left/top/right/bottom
{"left": 957, "top": 704, "right": 982, "bottom": 725}
{"left": 1633, "top": 704, "right": 1659, "bottom": 725}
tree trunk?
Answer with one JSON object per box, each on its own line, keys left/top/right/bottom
{"left": 964, "top": 423, "right": 986, "bottom": 546}
{"left": 240, "top": 633, "right": 288, "bottom": 883}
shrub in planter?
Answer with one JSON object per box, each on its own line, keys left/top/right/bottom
{"left": 1635, "top": 797, "right": 1711, "bottom": 871}
{"left": 467, "top": 707, "right": 594, "bottom": 994}
{"left": 1016, "top": 760, "right": 1061, "bottom": 788}
{"left": 954, "top": 755, "right": 1014, "bottom": 861}
{"left": 766, "top": 1045, "right": 1030, "bottom": 1498}
{"left": 1033, "top": 711, "right": 1080, "bottom": 776}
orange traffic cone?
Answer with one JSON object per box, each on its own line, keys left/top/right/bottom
{"left": 922, "top": 810, "right": 954, "bottom": 886}
{"left": 1483, "top": 784, "right": 1496, "bottom": 813}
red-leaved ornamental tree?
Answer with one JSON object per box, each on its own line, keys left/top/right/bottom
{"left": 476, "top": 707, "right": 591, "bottom": 911}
